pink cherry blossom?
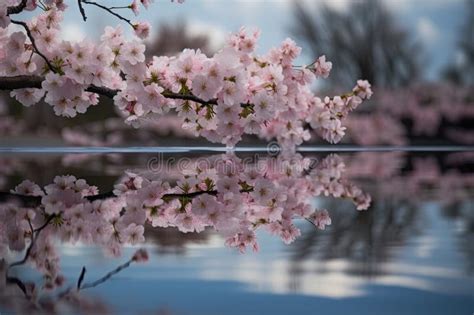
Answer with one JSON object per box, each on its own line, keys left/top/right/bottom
{"left": 122, "top": 223, "right": 145, "bottom": 245}
{"left": 133, "top": 21, "right": 150, "bottom": 39}
{"left": 311, "top": 209, "right": 332, "bottom": 230}
{"left": 11, "top": 179, "right": 44, "bottom": 196}
{"left": 130, "top": 0, "right": 140, "bottom": 16}
{"left": 309, "top": 55, "right": 332, "bottom": 78}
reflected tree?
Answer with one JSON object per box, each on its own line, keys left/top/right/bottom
{"left": 440, "top": 202, "right": 474, "bottom": 275}
{"left": 286, "top": 152, "right": 474, "bottom": 283}
{"left": 146, "top": 227, "right": 211, "bottom": 255}
{"left": 288, "top": 197, "right": 420, "bottom": 279}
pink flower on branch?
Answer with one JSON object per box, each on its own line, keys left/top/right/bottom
{"left": 133, "top": 21, "right": 150, "bottom": 39}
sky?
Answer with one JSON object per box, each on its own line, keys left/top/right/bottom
{"left": 42, "top": 0, "right": 468, "bottom": 81}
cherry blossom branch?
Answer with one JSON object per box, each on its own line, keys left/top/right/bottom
{"left": 1, "top": 4, "right": 373, "bottom": 147}
{"left": 33, "top": 214, "right": 58, "bottom": 232}
{"left": 57, "top": 249, "right": 148, "bottom": 300}
{"left": 0, "top": 188, "right": 253, "bottom": 207}
{"left": 8, "top": 215, "right": 55, "bottom": 268}
{"left": 8, "top": 219, "right": 36, "bottom": 269}
{"left": 0, "top": 75, "right": 354, "bottom": 108}
{"left": 78, "top": 258, "right": 133, "bottom": 290}
{"left": 3, "top": 214, "right": 57, "bottom": 297}
{"left": 0, "top": 75, "right": 252, "bottom": 108}
{"left": 9, "top": 20, "right": 57, "bottom": 73}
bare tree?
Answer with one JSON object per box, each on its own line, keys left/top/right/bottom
{"left": 291, "top": 0, "right": 422, "bottom": 88}
{"left": 443, "top": 0, "right": 474, "bottom": 86}
{"left": 146, "top": 22, "right": 212, "bottom": 57}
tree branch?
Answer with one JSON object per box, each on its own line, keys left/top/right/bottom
{"left": 9, "top": 20, "right": 56, "bottom": 73}
{"left": 79, "top": 259, "right": 132, "bottom": 290}
{"left": 8, "top": 215, "right": 55, "bottom": 268}
{"left": 6, "top": 0, "right": 28, "bottom": 16}
{"left": 0, "top": 75, "right": 254, "bottom": 109}
{"left": 6, "top": 276, "right": 28, "bottom": 296}
{"left": 0, "top": 191, "right": 41, "bottom": 206}
{"left": 0, "top": 188, "right": 253, "bottom": 208}
{"left": 77, "top": 0, "right": 87, "bottom": 21}
{"left": 81, "top": 0, "right": 133, "bottom": 27}
{"left": 77, "top": 266, "right": 86, "bottom": 289}
{"left": 0, "top": 75, "right": 119, "bottom": 98}
{"left": 0, "top": 75, "right": 42, "bottom": 90}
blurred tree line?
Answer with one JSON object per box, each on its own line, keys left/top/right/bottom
{"left": 442, "top": 0, "right": 474, "bottom": 86}
{"left": 291, "top": 0, "right": 474, "bottom": 88}
{"left": 290, "top": 0, "right": 473, "bottom": 145}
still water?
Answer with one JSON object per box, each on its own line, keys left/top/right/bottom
{"left": 1, "top": 148, "right": 473, "bottom": 315}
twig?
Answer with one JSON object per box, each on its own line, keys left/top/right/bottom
{"left": 9, "top": 215, "right": 55, "bottom": 268}
{"left": 58, "top": 256, "right": 136, "bottom": 298}
{"left": 6, "top": 276, "right": 28, "bottom": 296}
{"left": 109, "top": 6, "right": 131, "bottom": 10}
{"left": 79, "top": 259, "right": 133, "bottom": 290}
{"left": 77, "top": 0, "right": 87, "bottom": 21}
{"left": 81, "top": 0, "right": 133, "bottom": 27}
{"left": 9, "top": 20, "right": 56, "bottom": 73}
{"left": 304, "top": 217, "right": 317, "bottom": 228}
{"left": 3, "top": 215, "right": 55, "bottom": 298}
{"left": 33, "top": 214, "right": 57, "bottom": 233}
{"left": 77, "top": 266, "right": 86, "bottom": 289}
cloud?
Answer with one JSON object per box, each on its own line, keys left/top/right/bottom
{"left": 385, "top": 0, "right": 463, "bottom": 12}
{"left": 61, "top": 23, "right": 86, "bottom": 42}
{"left": 273, "top": 0, "right": 349, "bottom": 11}
{"left": 273, "top": 0, "right": 462, "bottom": 13}
{"left": 416, "top": 17, "right": 440, "bottom": 44}
{"left": 187, "top": 20, "right": 227, "bottom": 52}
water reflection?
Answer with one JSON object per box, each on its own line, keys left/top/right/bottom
{"left": 0, "top": 151, "right": 473, "bottom": 314}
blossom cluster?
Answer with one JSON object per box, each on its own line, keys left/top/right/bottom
{"left": 0, "top": 153, "right": 370, "bottom": 289}
{"left": 0, "top": 0, "right": 372, "bottom": 148}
